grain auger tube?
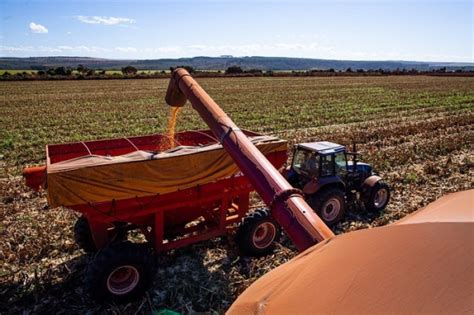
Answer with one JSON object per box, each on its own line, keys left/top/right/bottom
{"left": 165, "top": 68, "right": 334, "bottom": 251}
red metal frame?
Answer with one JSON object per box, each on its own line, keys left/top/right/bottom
{"left": 23, "top": 129, "right": 286, "bottom": 252}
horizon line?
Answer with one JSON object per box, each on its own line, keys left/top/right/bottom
{"left": 1, "top": 55, "right": 473, "bottom": 65}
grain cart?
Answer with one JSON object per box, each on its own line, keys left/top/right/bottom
{"left": 23, "top": 68, "right": 334, "bottom": 301}
{"left": 23, "top": 130, "right": 289, "bottom": 300}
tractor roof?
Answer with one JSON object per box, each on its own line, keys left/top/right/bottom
{"left": 298, "top": 141, "right": 345, "bottom": 154}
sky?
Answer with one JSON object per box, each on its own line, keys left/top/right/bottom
{"left": 0, "top": 0, "right": 472, "bottom": 62}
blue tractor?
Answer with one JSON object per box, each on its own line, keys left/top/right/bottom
{"left": 284, "top": 141, "right": 390, "bottom": 227}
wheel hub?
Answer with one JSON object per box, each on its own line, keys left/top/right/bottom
{"left": 107, "top": 265, "right": 140, "bottom": 295}
{"left": 253, "top": 222, "right": 276, "bottom": 249}
{"left": 322, "top": 198, "right": 341, "bottom": 221}
{"left": 374, "top": 189, "right": 388, "bottom": 208}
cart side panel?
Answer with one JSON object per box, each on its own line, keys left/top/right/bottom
{"left": 46, "top": 138, "right": 287, "bottom": 208}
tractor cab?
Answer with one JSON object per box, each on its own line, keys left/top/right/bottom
{"left": 290, "top": 141, "right": 374, "bottom": 185}
{"left": 285, "top": 141, "right": 390, "bottom": 227}
{"left": 291, "top": 141, "right": 348, "bottom": 180}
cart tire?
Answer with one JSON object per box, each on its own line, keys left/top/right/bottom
{"left": 364, "top": 181, "right": 390, "bottom": 212}
{"left": 308, "top": 187, "right": 346, "bottom": 227}
{"left": 85, "top": 242, "right": 155, "bottom": 302}
{"left": 74, "top": 216, "right": 97, "bottom": 253}
{"left": 236, "top": 208, "right": 281, "bottom": 257}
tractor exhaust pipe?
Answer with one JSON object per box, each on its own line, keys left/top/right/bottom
{"left": 165, "top": 68, "right": 334, "bottom": 251}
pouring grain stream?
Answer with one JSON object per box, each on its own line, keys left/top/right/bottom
{"left": 161, "top": 106, "right": 182, "bottom": 151}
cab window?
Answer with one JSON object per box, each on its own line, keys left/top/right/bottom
{"left": 320, "top": 155, "right": 334, "bottom": 177}
{"left": 293, "top": 149, "right": 319, "bottom": 176}
{"left": 334, "top": 152, "right": 347, "bottom": 176}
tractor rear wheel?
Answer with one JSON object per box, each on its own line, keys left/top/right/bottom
{"left": 236, "top": 208, "right": 281, "bottom": 256}
{"left": 74, "top": 216, "right": 97, "bottom": 253}
{"left": 308, "top": 188, "right": 346, "bottom": 227}
{"left": 364, "top": 182, "right": 390, "bottom": 212}
{"left": 85, "top": 242, "right": 155, "bottom": 302}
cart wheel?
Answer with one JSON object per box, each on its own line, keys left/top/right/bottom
{"left": 74, "top": 216, "right": 97, "bottom": 253}
{"left": 85, "top": 242, "right": 155, "bottom": 302}
{"left": 236, "top": 208, "right": 281, "bottom": 256}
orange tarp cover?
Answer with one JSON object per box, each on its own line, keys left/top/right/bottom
{"left": 228, "top": 190, "right": 474, "bottom": 315}
{"left": 47, "top": 136, "right": 287, "bottom": 208}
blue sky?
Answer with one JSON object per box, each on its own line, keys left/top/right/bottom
{"left": 0, "top": 0, "right": 472, "bottom": 62}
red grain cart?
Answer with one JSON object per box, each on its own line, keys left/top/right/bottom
{"left": 23, "top": 129, "right": 287, "bottom": 300}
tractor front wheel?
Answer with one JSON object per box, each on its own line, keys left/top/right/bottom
{"left": 85, "top": 242, "right": 155, "bottom": 302}
{"left": 236, "top": 208, "right": 281, "bottom": 256}
{"left": 309, "top": 188, "right": 346, "bottom": 227}
{"left": 364, "top": 182, "right": 390, "bottom": 212}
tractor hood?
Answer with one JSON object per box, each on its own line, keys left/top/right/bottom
{"left": 348, "top": 161, "right": 372, "bottom": 174}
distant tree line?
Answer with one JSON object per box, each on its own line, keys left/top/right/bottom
{"left": 1, "top": 64, "right": 472, "bottom": 81}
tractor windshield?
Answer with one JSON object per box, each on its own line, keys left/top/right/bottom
{"left": 320, "top": 152, "right": 347, "bottom": 177}
{"left": 334, "top": 152, "right": 348, "bottom": 176}
{"left": 293, "top": 149, "right": 319, "bottom": 177}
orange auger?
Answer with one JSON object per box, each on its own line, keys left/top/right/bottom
{"left": 166, "top": 68, "right": 334, "bottom": 251}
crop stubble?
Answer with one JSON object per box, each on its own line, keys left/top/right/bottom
{"left": 0, "top": 76, "right": 473, "bottom": 313}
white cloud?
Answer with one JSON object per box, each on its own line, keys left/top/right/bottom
{"left": 0, "top": 45, "right": 112, "bottom": 55}
{"left": 0, "top": 45, "right": 34, "bottom": 52}
{"left": 115, "top": 47, "right": 138, "bottom": 53}
{"left": 75, "top": 16, "right": 135, "bottom": 26}
{"left": 173, "top": 43, "right": 335, "bottom": 56}
{"left": 29, "top": 22, "right": 48, "bottom": 34}
{"left": 1, "top": 43, "right": 472, "bottom": 63}
{"left": 65, "top": 46, "right": 112, "bottom": 53}
{"left": 0, "top": 43, "right": 357, "bottom": 58}
{"left": 37, "top": 46, "right": 61, "bottom": 53}
{"left": 155, "top": 46, "right": 183, "bottom": 54}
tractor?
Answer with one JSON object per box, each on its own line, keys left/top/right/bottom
{"left": 284, "top": 141, "right": 390, "bottom": 227}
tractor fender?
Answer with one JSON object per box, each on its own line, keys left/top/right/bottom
{"left": 360, "top": 175, "right": 382, "bottom": 201}
{"left": 303, "top": 177, "right": 345, "bottom": 195}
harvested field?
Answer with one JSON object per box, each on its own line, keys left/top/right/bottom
{"left": 1, "top": 76, "right": 473, "bottom": 313}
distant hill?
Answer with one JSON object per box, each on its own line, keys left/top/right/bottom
{"left": 0, "top": 56, "right": 472, "bottom": 71}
